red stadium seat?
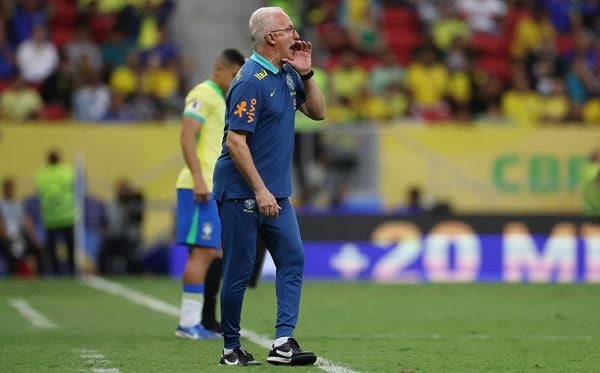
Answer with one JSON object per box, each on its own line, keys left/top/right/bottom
{"left": 358, "top": 56, "right": 379, "bottom": 70}
{"left": 555, "top": 33, "right": 574, "bottom": 55}
{"left": 40, "top": 104, "right": 68, "bottom": 121}
{"left": 383, "top": 7, "right": 420, "bottom": 31}
{"left": 89, "top": 14, "right": 116, "bottom": 44}
{"left": 477, "top": 57, "right": 511, "bottom": 84}
{"left": 471, "top": 33, "right": 509, "bottom": 57}
{"left": 325, "top": 55, "right": 341, "bottom": 71}
{"left": 51, "top": 27, "right": 75, "bottom": 49}
{"left": 0, "top": 79, "right": 11, "bottom": 92}
{"left": 386, "top": 30, "right": 423, "bottom": 65}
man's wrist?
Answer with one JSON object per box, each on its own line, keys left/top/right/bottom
{"left": 300, "top": 70, "right": 314, "bottom": 81}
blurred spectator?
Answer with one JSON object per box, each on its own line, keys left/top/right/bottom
{"left": 406, "top": 46, "right": 450, "bottom": 121}
{"left": 101, "top": 28, "right": 136, "bottom": 72}
{"left": 65, "top": 24, "right": 103, "bottom": 74}
{"left": 501, "top": 72, "right": 543, "bottom": 126}
{"left": 0, "top": 73, "right": 42, "bottom": 121}
{"left": 456, "top": 0, "right": 507, "bottom": 34}
{"left": 565, "top": 30, "right": 599, "bottom": 74}
{"left": 72, "top": 71, "right": 110, "bottom": 121}
{"left": 411, "top": 0, "right": 441, "bottom": 29}
{"left": 432, "top": 2, "right": 471, "bottom": 51}
{"left": 331, "top": 50, "right": 369, "bottom": 101}
{"left": 540, "top": 0, "right": 576, "bottom": 33}
{"left": 354, "top": 86, "right": 390, "bottom": 122}
{"left": 566, "top": 52, "right": 600, "bottom": 119}
{"left": 98, "top": 179, "right": 144, "bottom": 274}
{"left": 137, "top": 1, "right": 161, "bottom": 50}
{"left": 369, "top": 50, "right": 405, "bottom": 95}
{"left": 327, "top": 96, "right": 359, "bottom": 124}
{"left": 35, "top": 149, "right": 75, "bottom": 276}
{"left": 109, "top": 50, "right": 140, "bottom": 98}
{"left": 144, "top": 25, "right": 178, "bottom": 65}
{"left": 78, "top": 0, "right": 116, "bottom": 44}
{"left": 527, "top": 37, "right": 563, "bottom": 97}
{"left": 41, "top": 53, "right": 74, "bottom": 112}
{"left": 471, "top": 72, "right": 504, "bottom": 120}
{"left": 510, "top": 4, "right": 556, "bottom": 59}
{"left": 581, "top": 149, "right": 600, "bottom": 216}
{"left": 141, "top": 53, "right": 177, "bottom": 101}
{"left": 446, "top": 36, "right": 471, "bottom": 72}
{"left": 115, "top": 3, "right": 143, "bottom": 42}
{"left": 0, "top": 20, "right": 16, "bottom": 79}
{"left": 395, "top": 185, "right": 425, "bottom": 215}
{"left": 7, "top": 0, "right": 46, "bottom": 47}
{"left": 347, "top": 8, "right": 385, "bottom": 55}
{"left": 15, "top": 23, "right": 58, "bottom": 84}
{"left": 102, "top": 94, "right": 134, "bottom": 122}
{"left": 0, "top": 177, "right": 44, "bottom": 276}
{"left": 83, "top": 194, "right": 108, "bottom": 270}
{"left": 582, "top": 94, "right": 600, "bottom": 125}
{"left": 541, "top": 78, "right": 571, "bottom": 123}
{"left": 129, "top": 81, "right": 159, "bottom": 121}
{"left": 382, "top": 82, "right": 409, "bottom": 119}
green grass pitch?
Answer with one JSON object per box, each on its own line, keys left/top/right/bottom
{"left": 1, "top": 278, "right": 599, "bottom": 372}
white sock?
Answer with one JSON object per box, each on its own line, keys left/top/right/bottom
{"left": 179, "top": 294, "right": 203, "bottom": 328}
{"left": 224, "top": 348, "right": 234, "bottom": 355}
{"left": 274, "top": 336, "right": 291, "bottom": 347}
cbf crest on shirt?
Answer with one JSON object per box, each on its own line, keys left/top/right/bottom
{"left": 212, "top": 52, "right": 306, "bottom": 201}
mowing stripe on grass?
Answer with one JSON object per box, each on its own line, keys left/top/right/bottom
{"left": 8, "top": 298, "right": 58, "bottom": 329}
{"left": 81, "top": 275, "right": 359, "bottom": 373}
{"left": 325, "top": 333, "right": 594, "bottom": 341}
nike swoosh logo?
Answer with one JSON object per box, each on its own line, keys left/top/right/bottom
{"left": 276, "top": 349, "right": 293, "bottom": 358}
{"left": 225, "top": 358, "right": 239, "bottom": 365}
{"left": 270, "top": 89, "right": 276, "bottom": 97}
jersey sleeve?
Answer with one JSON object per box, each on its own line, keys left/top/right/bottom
{"left": 227, "top": 81, "right": 262, "bottom": 134}
{"left": 183, "top": 87, "right": 210, "bottom": 124}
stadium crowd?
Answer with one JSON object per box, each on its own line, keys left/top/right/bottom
{"left": 0, "top": 0, "right": 189, "bottom": 122}
{"left": 1, "top": 0, "right": 599, "bottom": 125}
{"left": 292, "top": 0, "right": 600, "bottom": 125}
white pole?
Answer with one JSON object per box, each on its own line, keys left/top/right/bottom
{"left": 74, "top": 151, "right": 86, "bottom": 277}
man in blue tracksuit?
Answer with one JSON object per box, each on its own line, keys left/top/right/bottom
{"left": 212, "top": 6, "right": 326, "bottom": 367}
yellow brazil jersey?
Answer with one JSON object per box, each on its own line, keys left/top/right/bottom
{"left": 176, "top": 80, "right": 226, "bottom": 190}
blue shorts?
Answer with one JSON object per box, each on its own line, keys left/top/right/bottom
{"left": 175, "top": 189, "right": 221, "bottom": 249}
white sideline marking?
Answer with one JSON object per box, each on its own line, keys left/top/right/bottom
{"left": 240, "top": 329, "right": 357, "bottom": 373}
{"left": 8, "top": 298, "right": 58, "bottom": 329}
{"left": 81, "top": 275, "right": 359, "bottom": 373}
{"left": 72, "top": 348, "right": 121, "bottom": 373}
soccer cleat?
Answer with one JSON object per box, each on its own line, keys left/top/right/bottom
{"left": 219, "top": 348, "right": 261, "bottom": 366}
{"left": 266, "top": 337, "right": 317, "bottom": 366}
{"left": 174, "top": 324, "right": 221, "bottom": 340}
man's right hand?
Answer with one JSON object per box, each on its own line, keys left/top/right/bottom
{"left": 255, "top": 188, "right": 281, "bottom": 218}
{"left": 193, "top": 178, "right": 211, "bottom": 202}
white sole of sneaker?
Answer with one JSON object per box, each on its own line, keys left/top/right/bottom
{"left": 174, "top": 330, "right": 198, "bottom": 340}
{"left": 266, "top": 356, "right": 292, "bottom": 364}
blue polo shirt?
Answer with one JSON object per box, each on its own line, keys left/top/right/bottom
{"left": 213, "top": 52, "right": 306, "bottom": 201}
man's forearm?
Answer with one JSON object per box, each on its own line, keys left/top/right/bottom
{"left": 227, "top": 134, "right": 267, "bottom": 194}
{"left": 180, "top": 122, "right": 204, "bottom": 183}
{"left": 302, "top": 78, "right": 326, "bottom": 120}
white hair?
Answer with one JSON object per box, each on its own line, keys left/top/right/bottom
{"left": 249, "top": 7, "right": 284, "bottom": 50}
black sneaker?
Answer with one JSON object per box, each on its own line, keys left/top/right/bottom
{"left": 266, "top": 338, "right": 317, "bottom": 366}
{"left": 219, "top": 347, "right": 261, "bottom": 366}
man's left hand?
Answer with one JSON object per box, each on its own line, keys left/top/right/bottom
{"left": 283, "top": 40, "right": 312, "bottom": 75}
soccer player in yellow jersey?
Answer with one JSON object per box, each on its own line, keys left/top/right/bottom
{"left": 175, "top": 49, "right": 245, "bottom": 340}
